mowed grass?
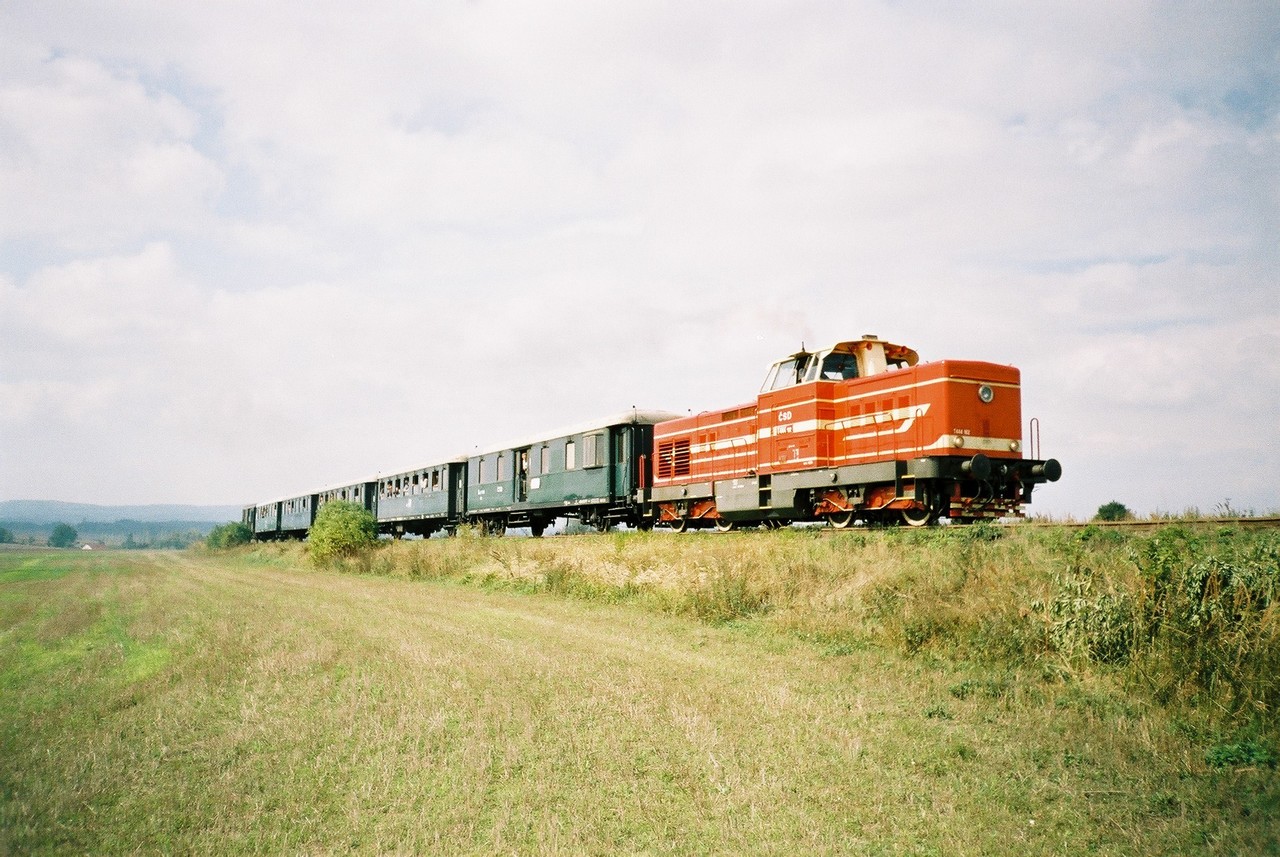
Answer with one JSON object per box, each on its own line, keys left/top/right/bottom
{"left": 1, "top": 542, "right": 1276, "bottom": 854}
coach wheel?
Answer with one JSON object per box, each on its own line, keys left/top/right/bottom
{"left": 594, "top": 518, "right": 610, "bottom": 533}
{"left": 636, "top": 518, "right": 654, "bottom": 532}
{"left": 714, "top": 518, "right": 736, "bottom": 533}
{"left": 530, "top": 520, "right": 546, "bottom": 538}
{"left": 828, "top": 510, "right": 855, "bottom": 529}
{"left": 670, "top": 517, "right": 689, "bottom": 534}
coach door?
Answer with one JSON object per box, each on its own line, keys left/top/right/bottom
{"left": 611, "top": 427, "right": 631, "bottom": 501}
{"left": 516, "top": 447, "right": 531, "bottom": 502}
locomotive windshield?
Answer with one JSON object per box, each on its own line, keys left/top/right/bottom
{"left": 762, "top": 352, "right": 814, "bottom": 391}
{"left": 760, "top": 338, "right": 920, "bottom": 392}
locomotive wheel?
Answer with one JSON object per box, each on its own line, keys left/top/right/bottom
{"left": 636, "top": 518, "right": 654, "bottom": 532}
{"left": 714, "top": 518, "right": 736, "bottom": 533}
{"left": 901, "top": 507, "right": 936, "bottom": 527}
{"left": 828, "top": 510, "right": 855, "bottom": 529}
{"left": 670, "top": 517, "right": 689, "bottom": 534}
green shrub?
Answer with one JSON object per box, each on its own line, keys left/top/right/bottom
{"left": 48, "top": 523, "right": 77, "bottom": 548}
{"left": 1095, "top": 501, "right": 1131, "bottom": 522}
{"left": 309, "top": 501, "right": 377, "bottom": 565}
{"left": 206, "top": 522, "right": 253, "bottom": 549}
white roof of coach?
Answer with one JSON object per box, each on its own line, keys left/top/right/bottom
{"left": 465, "top": 408, "right": 685, "bottom": 460}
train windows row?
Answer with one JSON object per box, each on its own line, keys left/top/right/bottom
{"left": 381, "top": 469, "right": 445, "bottom": 498}
{"left": 320, "top": 485, "right": 364, "bottom": 504}
{"left": 473, "top": 433, "right": 607, "bottom": 485}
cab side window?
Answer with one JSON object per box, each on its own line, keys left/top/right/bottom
{"left": 820, "top": 352, "right": 859, "bottom": 380}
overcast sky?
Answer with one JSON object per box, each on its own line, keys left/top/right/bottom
{"left": 2, "top": 1, "right": 1277, "bottom": 519}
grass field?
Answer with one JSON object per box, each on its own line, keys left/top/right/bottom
{"left": 1, "top": 529, "right": 1277, "bottom": 854}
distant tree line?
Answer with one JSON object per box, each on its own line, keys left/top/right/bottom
{"left": 0, "top": 519, "right": 216, "bottom": 549}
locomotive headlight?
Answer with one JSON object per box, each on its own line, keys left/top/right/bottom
{"left": 978, "top": 384, "right": 994, "bottom": 403}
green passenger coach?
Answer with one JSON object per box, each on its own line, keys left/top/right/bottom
{"left": 376, "top": 460, "right": 466, "bottom": 538}
{"left": 465, "top": 410, "right": 681, "bottom": 536}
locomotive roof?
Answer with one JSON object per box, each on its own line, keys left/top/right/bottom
{"left": 793, "top": 336, "right": 919, "bottom": 366}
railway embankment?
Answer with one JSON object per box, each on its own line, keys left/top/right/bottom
{"left": 282, "top": 522, "right": 1280, "bottom": 742}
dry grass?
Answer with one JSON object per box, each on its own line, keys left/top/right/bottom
{"left": 2, "top": 535, "right": 1278, "bottom": 854}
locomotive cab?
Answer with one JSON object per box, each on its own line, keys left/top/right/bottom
{"left": 760, "top": 336, "right": 920, "bottom": 392}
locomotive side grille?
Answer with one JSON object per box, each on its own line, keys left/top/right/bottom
{"left": 657, "top": 438, "right": 691, "bottom": 479}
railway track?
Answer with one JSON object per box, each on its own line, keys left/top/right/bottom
{"left": 1020, "top": 515, "right": 1280, "bottom": 532}
{"left": 795, "top": 515, "right": 1280, "bottom": 535}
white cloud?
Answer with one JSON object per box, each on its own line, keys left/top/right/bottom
{"left": 0, "top": 1, "right": 1276, "bottom": 513}
{"left": 0, "top": 52, "right": 221, "bottom": 249}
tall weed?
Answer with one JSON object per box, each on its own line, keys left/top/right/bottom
{"left": 1135, "top": 529, "right": 1280, "bottom": 718}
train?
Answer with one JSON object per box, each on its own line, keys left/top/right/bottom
{"left": 242, "top": 335, "right": 1061, "bottom": 539}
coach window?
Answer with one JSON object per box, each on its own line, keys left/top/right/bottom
{"left": 540, "top": 445, "right": 550, "bottom": 475}
{"left": 584, "top": 433, "right": 604, "bottom": 468}
{"left": 565, "top": 439, "right": 576, "bottom": 471}
{"left": 497, "top": 455, "right": 505, "bottom": 482}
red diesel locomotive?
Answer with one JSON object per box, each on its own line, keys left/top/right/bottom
{"left": 644, "top": 335, "right": 1061, "bottom": 530}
